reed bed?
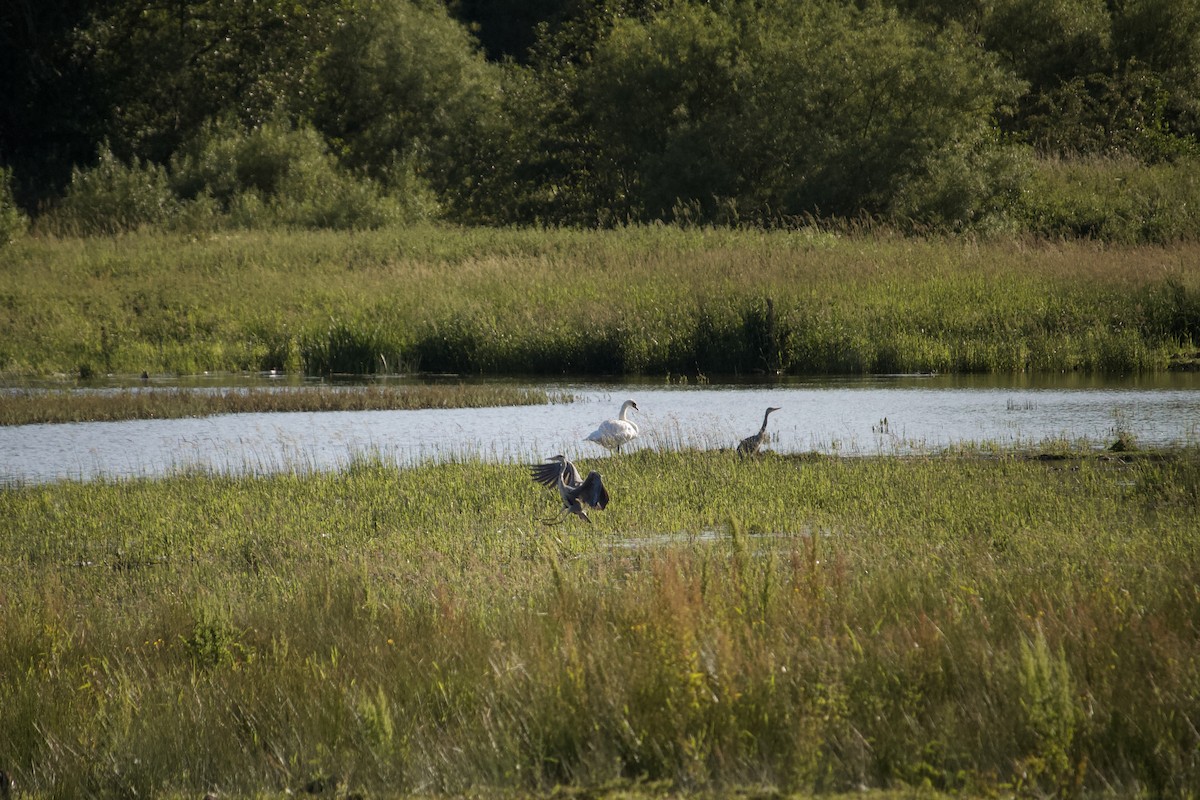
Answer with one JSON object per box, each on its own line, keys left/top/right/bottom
{"left": 2, "top": 226, "right": 1198, "bottom": 378}
{"left": 1, "top": 446, "right": 1197, "bottom": 798}
{"left": 0, "top": 384, "right": 570, "bottom": 426}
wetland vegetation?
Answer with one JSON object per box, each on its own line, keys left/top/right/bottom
{"left": 4, "top": 2, "right": 1200, "bottom": 797}
{"left": 0, "top": 384, "right": 570, "bottom": 426}
{"left": 1, "top": 446, "right": 1198, "bottom": 798}
{"left": 2, "top": 226, "right": 1199, "bottom": 381}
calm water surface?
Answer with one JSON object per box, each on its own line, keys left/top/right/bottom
{"left": 3, "top": 374, "right": 1199, "bottom": 484}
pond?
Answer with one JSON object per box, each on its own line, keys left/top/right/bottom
{"left": 3, "top": 373, "right": 1199, "bottom": 485}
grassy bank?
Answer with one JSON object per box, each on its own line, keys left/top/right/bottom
{"left": 2, "top": 226, "right": 1198, "bottom": 378}
{"left": 1, "top": 447, "right": 1198, "bottom": 798}
{"left": 0, "top": 384, "right": 570, "bottom": 425}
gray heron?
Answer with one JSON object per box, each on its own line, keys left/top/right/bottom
{"left": 585, "top": 399, "right": 639, "bottom": 453}
{"left": 737, "top": 406, "right": 781, "bottom": 457}
{"left": 530, "top": 454, "right": 610, "bottom": 523}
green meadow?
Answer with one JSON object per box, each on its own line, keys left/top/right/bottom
{"left": 1, "top": 447, "right": 1198, "bottom": 798}
{"left": 6, "top": 1, "right": 1200, "bottom": 796}
{"left": 3, "top": 225, "right": 1199, "bottom": 798}
{"left": 2, "top": 226, "right": 1198, "bottom": 380}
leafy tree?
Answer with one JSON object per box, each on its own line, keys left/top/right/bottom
{"left": 983, "top": 0, "right": 1198, "bottom": 159}
{"left": 1110, "top": 0, "right": 1200, "bottom": 144}
{"left": 744, "top": 1, "right": 1022, "bottom": 220}
{"left": 1021, "top": 65, "right": 1198, "bottom": 159}
{"left": 984, "top": 0, "right": 1112, "bottom": 91}
{"left": 75, "top": 0, "right": 348, "bottom": 165}
{"left": 307, "top": 0, "right": 504, "bottom": 208}
{"left": 886, "top": 0, "right": 989, "bottom": 30}
{"left": 550, "top": 0, "right": 1023, "bottom": 226}
{"left": 575, "top": 3, "right": 744, "bottom": 221}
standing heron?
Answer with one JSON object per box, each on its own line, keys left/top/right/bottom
{"left": 585, "top": 399, "right": 640, "bottom": 453}
{"left": 737, "top": 406, "right": 781, "bottom": 457}
{"left": 529, "top": 454, "right": 610, "bottom": 523}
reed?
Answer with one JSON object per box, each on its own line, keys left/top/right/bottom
{"left": 1, "top": 446, "right": 1197, "bottom": 798}
{"left": 2, "top": 226, "right": 1197, "bottom": 378}
{"left": 0, "top": 384, "right": 571, "bottom": 426}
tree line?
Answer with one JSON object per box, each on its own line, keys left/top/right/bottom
{"left": 2, "top": 0, "right": 1198, "bottom": 242}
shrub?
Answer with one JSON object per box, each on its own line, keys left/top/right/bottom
{"left": 170, "top": 117, "right": 416, "bottom": 230}
{"left": 890, "top": 136, "right": 1033, "bottom": 234}
{"left": 1019, "top": 154, "right": 1200, "bottom": 242}
{"left": 0, "top": 166, "right": 28, "bottom": 246}
{"left": 47, "top": 144, "right": 177, "bottom": 235}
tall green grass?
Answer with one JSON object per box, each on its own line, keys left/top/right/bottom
{"left": 1, "top": 226, "right": 1198, "bottom": 378}
{"left": 0, "top": 384, "right": 570, "bottom": 425}
{"left": 1, "top": 448, "right": 1198, "bottom": 798}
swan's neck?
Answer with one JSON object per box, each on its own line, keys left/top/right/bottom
{"left": 619, "top": 403, "right": 634, "bottom": 421}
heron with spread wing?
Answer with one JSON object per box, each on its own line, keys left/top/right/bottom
{"left": 530, "top": 454, "right": 610, "bottom": 523}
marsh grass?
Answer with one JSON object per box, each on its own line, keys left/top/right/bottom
{"left": 2, "top": 226, "right": 1198, "bottom": 378}
{"left": 0, "top": 384, "right": 570, "bottom": 425}
{"left": 1, "top": 447, "right": 1198, "bottom": 798}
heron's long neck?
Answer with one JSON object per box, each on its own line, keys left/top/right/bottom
{"left": 759, "top": 411, "right": 772, "bottom": 432}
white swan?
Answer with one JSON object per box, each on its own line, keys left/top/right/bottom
{"left": 585, "top": 399, "right": 640, "bottom": 453}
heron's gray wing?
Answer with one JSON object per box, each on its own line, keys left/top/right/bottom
{"left": 529, "top": 460, "right": 564, "bottom": 488}
{"left": 571, "top": 471, "right": 609, "bottom": 510}
{"left": 561, "top": 458, "right": 583, "bottom": 487}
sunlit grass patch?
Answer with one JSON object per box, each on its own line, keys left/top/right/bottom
{"left": 2, "top": 226, "right": 1197, "bottom": 378}
{"left": 1, "top": 447, "right": 1198, "bottom": 797}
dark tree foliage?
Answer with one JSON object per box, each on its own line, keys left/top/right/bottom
{"left": 471, "top": 0, "right": 1021, "bottom": 226}
{"left": 1, "top": 0, "right": 1198, "bottom": 233}
{"left": 0, "top": 0, "right": 111, "bottom": 207}
{"left": 445, "top": 0, "right": 564, "bottom": 61}
{"left": 78, "top": 0, "right": 348, "bottom": 163}
{"left": 303, "top": 0, "right": 504, "bottom": 216}
{"left": 1, "top": 0, "right": 349, "bottom": 205}
{"left": 1110, "top": 0, "right": 1200, "bottom": 145}
{"left": 448, "top": 0, "right": 664, "bottom": 64}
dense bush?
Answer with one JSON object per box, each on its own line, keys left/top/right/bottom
{"left": 1020, "top": 155, "right": 1200, "bottom": 243}
{"left": 170, "top": 117, "right": 421, "bottom": 230}
{"left": 0, "top": 166, "right": 27, "bottom": 245}
{"left": 41, "top": 119, "right": 432, "bottom": 234}
{"left": 46, "top": 144, "right": 177, "bottom": 235}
